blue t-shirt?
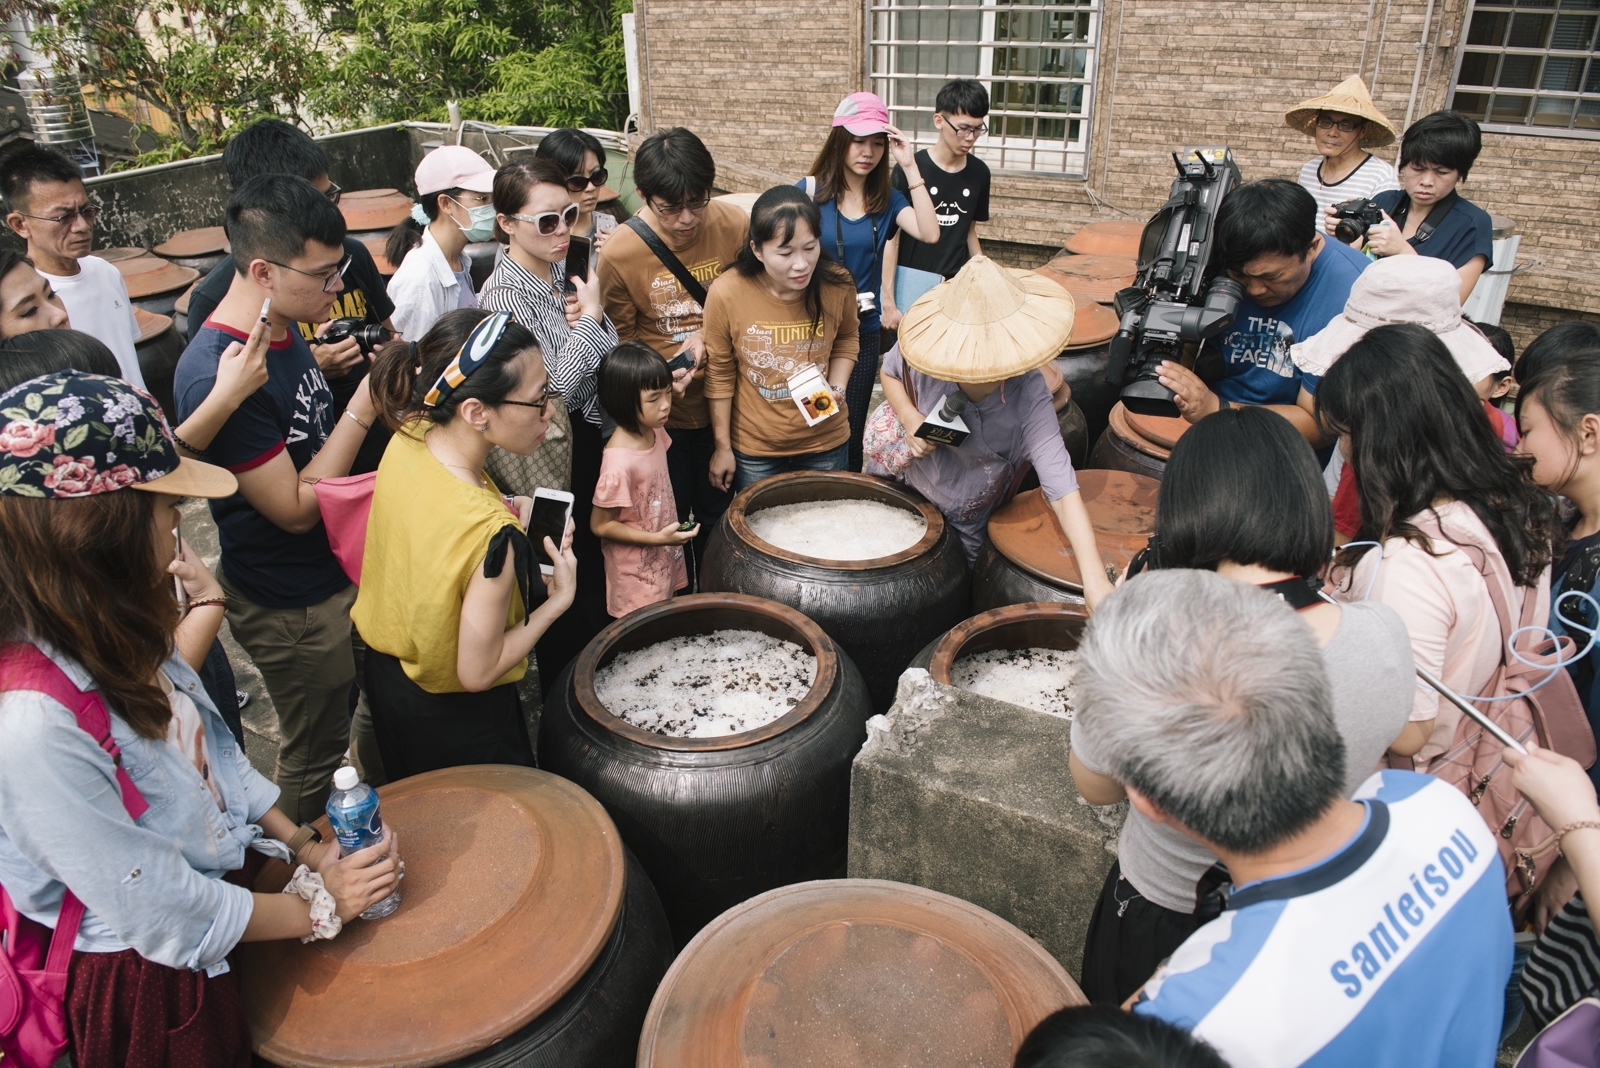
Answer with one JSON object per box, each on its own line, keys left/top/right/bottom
{"left": 1134, "top": 771, "right": 1511, "bottom": 1068}
{"left": 1373, "top": 189, "right": 1495, "bottom": 272}
{"left": 801, "top": 181, "right": 909, "bottom": 335}
{"left": 173, "top": 322, "right": 348, "bottom": 608}
{"left": 1215, "top": 238, "right": 1369, "bottom": 405}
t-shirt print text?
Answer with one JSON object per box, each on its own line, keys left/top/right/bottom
{"left": 740, "top": 319, "right": 825, "bottom": 401}
{"left": 288, "top": 366, "right": 333, "bottom": 448}
{"left": 1224, "top": 316, "right": 1296, "bottom": 378}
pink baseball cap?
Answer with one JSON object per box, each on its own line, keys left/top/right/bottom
{"left": 414, "top": 145, "right": 497, "bottom": 197}
{"left": 832, "top": 92, "right": 892, "bottom": 136}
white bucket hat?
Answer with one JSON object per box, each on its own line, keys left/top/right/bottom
{"left": 1290, "top": 256, "right": 1510, "bottom": 384}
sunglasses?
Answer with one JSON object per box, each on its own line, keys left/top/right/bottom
{"left": 507, "top": 203, "right": 580, "bottom": 235}
{"left": 564, "top": 167, "right": 608, "bottom": 193}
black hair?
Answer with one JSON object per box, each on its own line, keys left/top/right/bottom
{"left": 226, "top": 174, "right": 346, "bottom": 277}
{"left": 1318, "top": 323, "right": 1557, "bottom": 586}
{"left": 1517, "top": 347, "right": 1600, "bottom": 488}
{"left": 1213, "top": 178, "right": 1318, "bottom": 271}
{"left": 733, "top": 185, "right": 855, "bottom": 332}
{"left": 535, "top": 128, "right": 607, "bottom": 179}
{"left": 597, "top": 341, "right": 673, "bottom": 435}
{"left": 385, "top": 187, "right": 465, "bottom": 269}
{"left": 1466, "top": 318, "right": 1515, "bottom": 367}
{"left": 0, "top": 328, "right": 121, "bottom": 392}
{"left": 1014, "top": 1006, "right": 1231, "bottom": 1068}
{"left": 1516, "top": 320, "right": 1600, "bottom": 386}
{"left": 0, "top": 145, "right": 83, "bottom": 214}
{"left": 633, "top": 127, "right": 716, "bottom": 206}
{"left": 491, "top": 158, "right": 571, "bottom": 220}
{"left": 1157, "top": 406, "right": 1334, "bottom": 577}
{"left": 0, "top": 248, "right": 33, "bottom": 287}
{"left": 936, "top": 79, "right": 990, "bottom": 119}
{"left": 1399, "top": 110, "right": 1482, "bottom": 180}
{"left": 222, "top": 119, "right": 329, "bottom": 189}
{"left": 369, "top": 308, "right": 541, "bottom": 431}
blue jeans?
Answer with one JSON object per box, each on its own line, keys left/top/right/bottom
{"left": 733, "top": 443, "right": 851, "bottom": 491}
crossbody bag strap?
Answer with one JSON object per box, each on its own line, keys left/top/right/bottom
{"left": 624, "top": 217, "right": 708, "bottom": 307}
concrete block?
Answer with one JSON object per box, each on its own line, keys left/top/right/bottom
{"left": 848, "top": 669, "right": 1125, "bottom": 980}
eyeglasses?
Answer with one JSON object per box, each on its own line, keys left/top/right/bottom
{"left": 498, "top": 388, "right": 561, "bottom": 413}
{"left": 324, "top": 182, "right": 343, "bottom": 205}
{"left": 564, "top": 167, "right": 608, "bottom": 193}
{"left": 268, "top": 253, "right": 352, "bottom": 293}
{"left": 1315, "top": 114, "right": 1366, "bottom": 133}
{"left": 942, "top": 116, "right": 988, "bottom": 138}
{"left": 648, "top": 194, "right": 712, "bottom": 218}
{"left": 16, "top": 203, "right": 100, "bottom": 227}
{"left": 507, "top": 203, "right": 580, "bottom": 235}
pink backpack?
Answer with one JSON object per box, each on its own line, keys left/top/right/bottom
{"left": 0, "top": 643, "right": 150, "bottom": 1068}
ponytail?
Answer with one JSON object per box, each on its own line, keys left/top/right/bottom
{"left": 368, "top": 307, "right": 542, "bottom": 432}
{"left": 384, "top": 187, "right": 465, "bottom": 270}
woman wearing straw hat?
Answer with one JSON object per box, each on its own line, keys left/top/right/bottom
{"left": 875, "top": 256, "right": 1114, "bottom": 608}
{"left": 1286, "top": 75, "right": 1399, "bottom": 238}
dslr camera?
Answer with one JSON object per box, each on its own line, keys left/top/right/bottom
{"left": 1104, "top": 146, "right": 1244, "bottom": 418}
{"left": 318, "top": 318, "right": 392, "bottom": 357}
{"left": 1329, "top": 197, "right": 1385, "bottom": 245}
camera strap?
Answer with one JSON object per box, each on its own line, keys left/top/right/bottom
{"left": 1390, "top": 189, "right": 1459, "bottom": 245}
{"left": 625, "top": 216, "right": 708, "bottom": 307}
{"left": 835, "top": 204, "right": 880, "bottom": 298}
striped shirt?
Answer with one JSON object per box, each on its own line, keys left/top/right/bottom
{"left": 1297, "top": 154, "right": 1400, "bottom": 239}
{"left": 479, "top": 253, "right": 618, "bottom": 427}
{"left": 1523, "top": 891, "right": 1600, "bottom": 1028}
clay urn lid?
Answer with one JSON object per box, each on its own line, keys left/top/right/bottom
{"left": 1064, "top": 220, "right": 1144, "bottom": 258}
{"left": 152, "top": 225, "right": 229, "bottom": 258}
{"left": 341, "top": 189, "right": 413, "bottom": 231}
{"left": 988, "top": 470, "right": 1159, "bottom": 590}
{"left": 638, "top": 878, "right": 1084, "bottom": 1067}
{"left": 362, "top": 235, "right": 395, "bottom": 276}
{"left": 89, "top": 246, "right": 148, "bottom": 263}
{"left": 173, "top": 281, "right": 198, "bottom": 317}
{"left": 238, "top": 765, "right": 626, "bottom": 1068}
{"left": 1034, "top": 253, "right": 1136, "bottom": 305}
{"left": 133, "top": 308, "right": 171, "bottom": 343}
{"left": 119, "top": 259, "right": 201, "bottom": 299}
{"left": 1062, "top": 297, "right": 1119, "bottom": 348}
{"left": 1122, "top": 405, "right": 1191, "bottom": 450}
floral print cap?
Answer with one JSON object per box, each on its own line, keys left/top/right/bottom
{"left": 0, "top": 371, "right": 236, "bottom": 499}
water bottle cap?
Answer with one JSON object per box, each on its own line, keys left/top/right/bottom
{"left": 332, "top": 766, "right": 360, "bottom": 791}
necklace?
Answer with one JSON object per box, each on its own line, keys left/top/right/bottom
{"left": 440, "top": 462, "right": 485, "bottom": 484}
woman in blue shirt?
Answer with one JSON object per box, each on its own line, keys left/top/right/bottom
{"left": 803, "top": 91, "right": 939, "bottom": 471}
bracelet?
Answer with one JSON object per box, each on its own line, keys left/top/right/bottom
{"left": 186, "top": 596, "right": 226, "bottom": 610}
{"left": 907, "top": 181, "right": 926, "bottom": 191}
{"left": 171, "top": 432, "right": 205, "bottom": 456}
{"left": 281, "top": 863, "right": 342, "bottom": 942}
{"left": 345, "top": 410, "right": 371, "bottom": 430}
{"left": 1558, "top": 820, "right": 1600, "bottom": 846}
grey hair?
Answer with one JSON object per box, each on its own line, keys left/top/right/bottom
{"left": 1073, "top": 569, "right": 1346, "bottom": 854}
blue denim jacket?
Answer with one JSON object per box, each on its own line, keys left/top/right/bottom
{"left": 0, "top": 641, "right": 280, "bottom": 971}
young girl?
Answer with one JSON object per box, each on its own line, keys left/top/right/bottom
{"left": 592, "top": 341, "right": 699, "bottom": 618}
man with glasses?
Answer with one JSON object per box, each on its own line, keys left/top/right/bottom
{"left": 597, "top": 127, "right": 745, "bottom": 566}
{"left": 0, "top": 145, "right": 144, "bottom": 388}
{"left": 1285, "top": 76, "right": 1399, "bottom": 237}
{"left": 881, "top": 79, "right": 992, "bottom": 331}
{"left": 173, "top": 174, "right": 377, "bottom": 826}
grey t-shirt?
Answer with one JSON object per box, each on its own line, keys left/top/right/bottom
{"left": 1071, "top": 598, "right": 1414, "bottom": 913}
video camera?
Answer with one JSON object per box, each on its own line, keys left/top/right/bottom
{"left": 1104, "top": 146, "right": 1244, "bottom": 418}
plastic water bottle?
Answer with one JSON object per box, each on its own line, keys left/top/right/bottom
{"left": 325, "top": 766, "right": 401, "bottom": 920}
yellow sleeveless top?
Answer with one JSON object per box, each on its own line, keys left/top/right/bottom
{"left": 351, "top": 424, "right": 528, "bottom": 693}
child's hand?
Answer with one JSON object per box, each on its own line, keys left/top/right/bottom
{"left": 661, "top": 523, "right": 700, "bottom": 545}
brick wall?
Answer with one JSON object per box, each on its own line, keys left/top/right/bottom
{"left": 638, "top": 0, "right": 1598, "bottom": 316}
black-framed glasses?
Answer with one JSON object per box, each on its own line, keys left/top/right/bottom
{"left": 942, "top": 116, "right": 988, "bottom": 138}
{"left": 268, "top": 253, "right": 352, "bottom": 293}
{"left": 16, "top": 203, "right": 100, "bottom": 227}
{"left": 508, "top": 203, "right": 579, "bottom": 235}
{"left": 564, "top": 167, "right": 608, "bottom": 193}
{"left": 498, "top": 388, "right": 561, "bottom": 413}
{"left": 324, "top": 182, "right": 343, "bottom": 205}
{"left": 1315, "top": 114, "right": 1366, "bottom": 133}
{"left": 649, "top": 193, "right": 712, "bottom": 218}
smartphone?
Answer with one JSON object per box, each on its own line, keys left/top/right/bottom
{"left": 529, "top": 488, "right": 575, "bottom": 576}
{"left": 665, "top": 351, "right": 695, "bottom": 373}
{"left": 565, "top": 235, "right": 593, "bottom": 284}
{"left": 172, "top": 524, "right": 186, "bottom": 609}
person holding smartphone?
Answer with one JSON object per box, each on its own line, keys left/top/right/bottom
{"left": 354, "top": 309, "right": 576, "bottom": 779}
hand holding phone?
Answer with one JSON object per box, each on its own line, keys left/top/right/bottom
{"left": 529, "top": 488, "right": 576, "bottom": 576}
{"left": 565, "top": 235, "right": 593, "bottom": 284}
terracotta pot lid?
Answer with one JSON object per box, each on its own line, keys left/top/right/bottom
{"left": 639, "top": 879, "right": 1083, "bottom": 1068}
{"left": 1032, "top": 255, "right": 1133, "bottom": 306}
{"left": 238, "top": 765, "right": 625, "bottom": 1068}
{"left": 122, "top": 261, "right": 200, "bottom": 299}
{"left": 596, "top": 184, "right": 621, "bottom": 202}
{"left": 987, "top": 470, "right": 1159, "bottom": 589}
{"left": 1109, "top": 401, "right": 1186, "bottom": 457}
{"left": 1063, "top": 220, "right": 1144, "bottom": 258}
{"left": 363, "top": 236, "right": 396, "bottom": 276}
{"left": 173, "top": 281, "right": 198, "bottom": 317}
{"left": 133, "top": 308, "right": 171, "bottom": 343}
{"left": 1064, "top": 299, "right": 1119, "bottom": 348}
{"left": 153, "top": 226, "right": 229, "bottom": 258}
{"left": 341, "top": 190, "right": 413, "bottom": 231}
{"left": 89, "top": 246, "right": 148, "bottom": 263}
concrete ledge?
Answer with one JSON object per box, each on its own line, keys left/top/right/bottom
{"left": 847, "top": 669, "right": 1125, "bottom": 979}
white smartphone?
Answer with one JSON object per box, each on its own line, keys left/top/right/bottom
{"left": 529, "top": 487, "right": 575, "bottom": 576}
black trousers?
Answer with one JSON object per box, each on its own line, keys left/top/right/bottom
{"left": 535, "top": 417, "right": 611, "bottom": 696}
{"left": 664, "top": 422, "right": 733, "bottom": 581}
{"left": 1080, "top": 859, "right": 1196, "bottom": 1006}
{"left": 364, "top": 647, "right": 534, "bottom": 780}
{"left": 198, "top": 638, "right": 245, "bottom": 750}
{"left": 845, "top": 330, "right": 883, "bottom": 473}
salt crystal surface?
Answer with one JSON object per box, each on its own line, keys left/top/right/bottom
{"left": 595, "top": 629, "right": 818, "bottom": 738}
{"left": 950, "top": 647, "right": 1080, "bottom": 719}
{"left": 747, "top": 500, "right": 926, "bottom": 561}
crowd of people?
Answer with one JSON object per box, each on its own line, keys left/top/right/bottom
{"left": 0, "top": 71, "right": 1596, "bottom": 1068}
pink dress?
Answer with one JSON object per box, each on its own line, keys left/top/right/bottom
{"left": 593, "top": 427, "right": 688, "bottom": 617}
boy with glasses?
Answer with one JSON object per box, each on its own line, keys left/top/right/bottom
{"left": 0, "top": 145, "right": 143, "bottom": 388}
{"left": 881, "top": 79, "right": 992, "bottom": 330}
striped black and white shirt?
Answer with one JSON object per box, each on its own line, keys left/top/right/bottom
{"left": 1523, "top": 890, "right": 1600, "bottom": 1027}
{"left": 479, "top": 253, "right": 618, "bottom": 427}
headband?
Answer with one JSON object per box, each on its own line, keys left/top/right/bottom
{"left": 423, "top": 312, "right": 513, "bottom": 409}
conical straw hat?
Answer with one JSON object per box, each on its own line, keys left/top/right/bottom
{"left": 1285, "top": 75, "right": 1396, "bottom": 149}
{"left": 898, "top": 256, "right": 1076, "bottom": 383}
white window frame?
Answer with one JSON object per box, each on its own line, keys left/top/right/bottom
{"left": 869, "top": 0, "right": 1100, "bottom": 177}
{"left": 1447, "top": 0, "right": 1600, "bottom": 140}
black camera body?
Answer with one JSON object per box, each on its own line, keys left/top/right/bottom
{"left": 1330, "top": 197, "right": 1385, "bottom": 245}
{"left": 319, "top": 317, "right": 392, "bottom": 356}
{"left": 1104, "top": 146, "right": 1243, "bottom": 418}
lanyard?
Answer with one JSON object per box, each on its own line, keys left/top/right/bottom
{"left": 835, "top": 204, "right": 880, "bottom": 292}
{"left": 1390, "top": 189, "right": 1459, "bottom": 245}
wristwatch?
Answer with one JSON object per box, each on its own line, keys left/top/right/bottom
{"left": 286, "top": 823, "right": 323, "bottom": 861}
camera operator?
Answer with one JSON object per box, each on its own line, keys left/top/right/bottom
{"left": 1285, "top": 76, "right": 1398, "bottom": 234}
{"left": 1155, "top": 179, "right": 1368, "bottom": 445}
{"left": 1327, "top": 111, "right": 1493, "bottom": 304}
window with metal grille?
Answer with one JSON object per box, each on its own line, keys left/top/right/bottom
{"left": 869, "top": 0, "right": 1099, "bottom": 176}
{"left": 1449, "top": 0, "right": 1600, "bottom": 137}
